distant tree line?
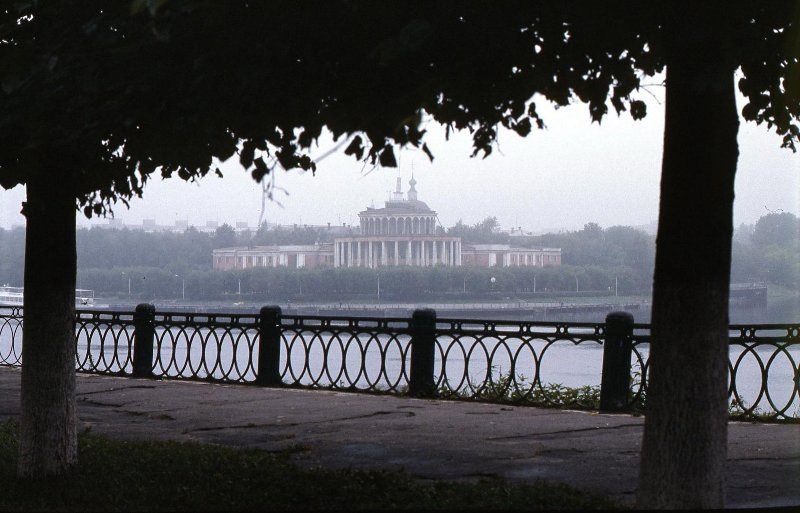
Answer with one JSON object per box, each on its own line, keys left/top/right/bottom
{"left": 731, "top": 212, "right": 800, "bottom": 289}
{"left": 1, "top": 213, "right": 796, "bottom": 299}
{"left": 72, "top": 263, "right": 646, "bottom": 302}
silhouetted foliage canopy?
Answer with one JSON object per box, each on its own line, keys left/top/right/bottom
{"left": 2, "top": 2, "right": 796, "bottom": 212}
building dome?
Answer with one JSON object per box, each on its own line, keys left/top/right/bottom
{"left": 359, "top": 176, "right": 436, "bottom": 235}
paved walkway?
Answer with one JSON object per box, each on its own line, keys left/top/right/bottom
{"left": 0, "top": 367, "right": 797, "bottom": 508}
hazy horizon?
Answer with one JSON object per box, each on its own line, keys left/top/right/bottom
{"left": 1, "top": 88, "right": 797, "bottom": 234}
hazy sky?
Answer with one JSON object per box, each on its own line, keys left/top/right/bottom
{"left": 1, "top": 86, "right": 797, "bottom": 233}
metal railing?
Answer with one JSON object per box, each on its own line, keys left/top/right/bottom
{"left": 1, "top": 304, "right": 798, "bottom": 421}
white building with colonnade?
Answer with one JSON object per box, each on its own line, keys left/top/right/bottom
{"left": 333, "top": 176, "right": 461, "bottom": 268}
{"left": 212, "top": 176, "right": 560, "bottom": 270}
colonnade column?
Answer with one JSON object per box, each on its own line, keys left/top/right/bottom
{"left": 394, "top": 241, "right": 399, "bottom": 265}
{"left": 381, "top": 241, "right": 387, "bottom": 266}
{"left": 425, "top": 241, "right": 430, "bottom": 266}
{"left": 426, "top": 241, "right": 430, "bottom": 266}
{"left": 368, "top": 241, "right": 374, "bottom": 269}
{"left": 362, "top": 241, "right": 367, "bottom": 268}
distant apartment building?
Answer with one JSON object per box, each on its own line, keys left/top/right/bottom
{"left": 212, "top": 177, "right": 561, "bottom": 270}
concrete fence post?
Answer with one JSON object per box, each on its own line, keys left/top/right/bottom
{"left": 256, "top": 305, "right": 283, "bottom": 386}
{"left": 599, "top": 311, "right": 635, "bottom": 413}
{"left": 409, "top": 308, "right": 437, "bottom": 398}
{"left": 132, "top": 303, "right": 155, "bottom": 378}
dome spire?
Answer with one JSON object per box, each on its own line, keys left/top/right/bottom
{"left": 392, "top": 170, "right": 404, "bottom": 201}
{"left": 407, "top": 173, "right": 418, "bottom": 201}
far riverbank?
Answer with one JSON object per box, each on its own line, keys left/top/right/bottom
{"left": 90, "top": 290, "right": 797, "bottom": 324}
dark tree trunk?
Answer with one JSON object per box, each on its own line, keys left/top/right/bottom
{"left": 18, "top": 174, "right": 77, "bottom": 477}
{"left": 637, "top": 17, "right": 739, "bottom": 510}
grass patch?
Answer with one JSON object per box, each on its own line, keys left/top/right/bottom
{"left": 0, "top": 421, "right": 623, "bottom": 511}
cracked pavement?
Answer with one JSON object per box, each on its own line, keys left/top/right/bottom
{"left": 0, "top": 366, "right": 797, "bottom": 508}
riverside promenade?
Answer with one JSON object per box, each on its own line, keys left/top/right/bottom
{"left": 0, "top": 366, "right": 797, "bottom": 509}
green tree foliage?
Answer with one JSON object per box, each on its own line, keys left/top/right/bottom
{"left": 447, "top": 217, "right": 510, "bottom": 244}
{"left": 730, "top": 213, "right": 800, "bottom": 288}
{"left": 212, "top": 224, "right": 240, "bottom": 249}
{"left": 77, "top": 227, "right": 215, "bottom": 268}
{"left": 751, "top": 212, "right": 800, "bottom": 249}
{"left": 251, "top": 225, "right": 332, "bottom": 246}
{"left": 523, "top": 223, "right": 655, "bottom": 270}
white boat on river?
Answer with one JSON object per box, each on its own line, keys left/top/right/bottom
{"left": 0, "top": 286, "right": 96, "bottom": 307}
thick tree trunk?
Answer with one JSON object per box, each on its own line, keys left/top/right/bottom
{"left": 18, "top": 175, "right": 77, "bottom": 477}
{"left": 636, "top": 21, "right": 739, "bottom": 510}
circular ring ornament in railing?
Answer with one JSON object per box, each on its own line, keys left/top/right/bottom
{"left": 171, "top": 325, "right": 195, "bottom": 379}
{"left": 185, "top": 326, "right": 204, "bottom": 379}
{"left": 205, "top": 327, "right": 226, "bottom": 380}
{"left": 217, "top": 327, "right": 240, "bottom": 382}
{"left": 438, "top": 335, "right": 468, "bottom": 396}
{"left": 282, "top": 329, "right": 307, "bottom": 385}
{"left": 379, "top": 333, "right": 406, "bottom": 392}
{"left": 231, "top": 328, "right": 256, "bottom": 382}
{"left": 486, "top": 337, "right": 515, "bottom": 400}
{"left": 511, "top": 339, "right": 540, "bottom": 403}
{"left": 321, "top": 330, "right": 346, "bottom": 388}
{"left": 466, "top": 336, "right": 493, "bottom": 398}
{"left": 359, "top": 332, "right": 385, "bottom": 391}
{"left": 305, "top": 330, "right": 330, "bottom": 387}
{"left": 763, "top": 344, "right": 799, "bottom": 419}
{"left": 730, "top": 343, "right": 767, "bottom": 418}
{"left": 340, "top": 331, "right": 366, "bottom": 389}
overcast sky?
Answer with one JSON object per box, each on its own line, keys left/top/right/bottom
{"left": 1, "top": 86, "right": 797, "bottom": 234}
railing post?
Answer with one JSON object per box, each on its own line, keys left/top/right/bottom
{"left": 600, "top": 311, "right": 635, "bottom": 413}
{"left": 409, "top": 308, "right": 437, "bottom": 398}
{"left": 132, "top": 303, "right": 155, "bottom": 378}
{"left": 256, "top": 305, "right": 283, "bottom": 386}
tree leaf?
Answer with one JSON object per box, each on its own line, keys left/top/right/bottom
{"left": 630, "top": 100, "right": 647, "bottom": 120}
{"left": 378, "top": 146, "right": 397, "bottom": 167}
{"left": 344, "top": 135, "right": 364, "bottom": 160}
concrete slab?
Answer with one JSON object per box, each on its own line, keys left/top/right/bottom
{"left": 0, "top": 367, "right": 797, "bottom": 508}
